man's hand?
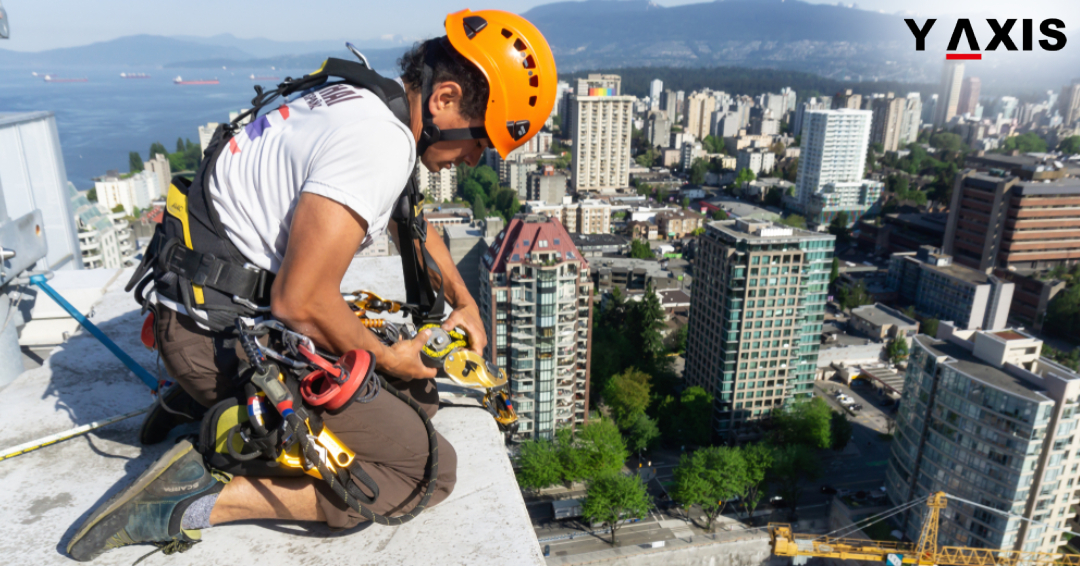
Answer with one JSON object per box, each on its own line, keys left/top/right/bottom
{"left": 442, "top": 302, "right": 487, "bottom": 354}
{"left": 381, "top": 328, "right": 438, "bottom": 381}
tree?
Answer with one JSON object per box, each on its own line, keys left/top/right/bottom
{"left": 567, "top": 418, "right": 628, "bottom": 482}
{"left": 471, "top": 196, "right": 488, "bottom": 222}
{"left": 690, "top": 227, "right": 705, "bottom": 237}
{"left": 1059, "top": 136, "right": 1080, "bottom": 155}
{"left": 149, "top": 142, "right": 168, "bottom": 159}
{"left": 836, "top": 280, "right": 873, "bottom": 310}
{"left": 626, "top": 413, "right": 660, "bottom": 454}
{"left": 781, "top": 158, "right": 798, "bottom": 183}
{"left": 712, "top": 209, "right": 729, "bottom": 221}
{"left": 922, "top": 318, "right": 940, "bottom": 338}
{"left": 603, "top": 368, "right": 653, "bottom": 429}
{"left": 779, "top": 214, "right": 806, "bottom": 229}
{"left": 673, "top": 325, "right": 688, "bottom": 354}
{"left": 627, "top": 285, "right": 667, "bottom": 360}
{"left": 736, "top": 443, "right": 773, "bottom": 521}
{"left": 830, "top": 411, "right": 853, "bottom": 451}
{"left": 1044, "top": 284, "right": 1080, "bottom": 341}
{"left": 734, "top": 167, "right": 756, "bottom": 187}
{"left": 111, "top": 204, "right": 125, "bottom": 214}
{"left": 86, "top": 188, "right": 98, "bottom": 202}
{"left": 770, "top": 141, "right": 786, "bottom": 156}
{"left": 829, "top": 257, "right": 840, "bottom": 284}
{"left": 128, "top": 151, "right": 144, "bottom": 173}
{"left": 770, "top": 444, "right": 822, "bottom": 513}
{"left": 629, "top": 239, "right": 654, "bottom": 259}
{"left": 555, "top": 428, "right": 587, "bottom": 483}
{"left": 582, "top": 473, "right": 652, "bottom": 545}
{"left": 515, "top": 438, "right": 563, "bottom": 493}
{"left": 689, "top": 158, "right": 709, "bottom": 185}
{"left": 886, "top": 338, "right": 909, "bottom": 364}
{"left": 461, "top": 178, "right": 485, "bottom": 204}
{"left": 999, "top": 132, "right": 1048, "bottom": 154}
{"left": 176, "top": 137, "right": 186, "bottom": 154}
{"left": 679, "top": 386, "right": 714, "bottom": 446}
{"left": 671, "top": 446, "right": 746, "bottom": 531}
{"left": 929, "top": 132, "right": 965, "bottom": 153}
{"left": 771, "top": 397, "right": 832, "bottom": 449}
{"left": 702, "top": 135, "right": 724, "bottom": 154}
{"left": 828, "top": 211, "right": 850, "bottom": 242}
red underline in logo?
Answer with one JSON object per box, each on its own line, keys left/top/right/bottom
{"left": 946, "top": 54, "right": 982, "bottom": 60}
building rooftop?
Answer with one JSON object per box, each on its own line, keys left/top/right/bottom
{"left": 706, "top": 219, "right": 834, "bottom": 243}
{"left": 484, "top": 216, "right": 586, "bottom": 273}
{"left": 921, "top": 259, "right": 992, "bottom": 285}
{"left": 590, "top": 256, "right": 668, "bottom": 275}
{"left": 700, "top": 196, "right": 781, "bottom": 222}
{"left": 568, "top": 232, "right": 628, "bottom": 248}
{"left": 0, "top": 258, "right": 542, "bottom": 566}
{"left": 851, "top": 303, "right": 918, "bottom": 329}
{"left": 1016, "top": 177, "right": 1080, "bottom": 196}
{"left": 914, "top": 335, "right": 1049, "bottom": 403}
{"left": 442, "top": 224, "right": 485, "bottom": 240}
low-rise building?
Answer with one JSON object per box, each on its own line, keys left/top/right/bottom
{"left": 849, "top": 303, "right": 919, "bottom": 342}
{"left": 736, "top": 148, "right": 776, "bottom": 176}
{"left": 655, "top": 209, "right": 705, "bottom": 239}
{"left": 568, "top": 233, "right": 629, "bottom": 257}
{"left": 527, "top": 165, "right": 568, "bottom": 205}
{"left": 426, "top": 211, "right": 472, "bottom": 235}
{"left": 888, "top": 246, "right": 1013, "bottom": 330}
{"left": 590, "top": 257, "right": 679, "bottom": 295}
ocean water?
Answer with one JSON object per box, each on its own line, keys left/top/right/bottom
{"left": 0, "top": 65, "right": 324, "bottom": 189}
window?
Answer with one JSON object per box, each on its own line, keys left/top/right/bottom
{"left": 538, "top": 240, "right": 548, "bottom": 248}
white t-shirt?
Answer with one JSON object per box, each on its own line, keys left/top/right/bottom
{"left": 210, "top": 81, "right": 416, "bottom": 273}
{"left": 156, "top": 81, "right": 415, "bottom": 319}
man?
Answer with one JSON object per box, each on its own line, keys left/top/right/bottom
{"left": 67, "top": 9, "right": 555, "bottom": 561}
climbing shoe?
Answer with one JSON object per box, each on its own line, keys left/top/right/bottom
{"left": 139, "top": 384, "right": 207, "bottom": 445}
{"left": 67, "top": 440, "right": 225, "bottom": 562}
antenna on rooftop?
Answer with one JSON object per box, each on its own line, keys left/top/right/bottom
{"left": 345, "top": 42, "right": 370, "bottom": 69}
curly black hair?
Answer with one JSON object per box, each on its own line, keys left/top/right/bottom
{"left": 399, "top": 38, "right": 490, "bottom": 121}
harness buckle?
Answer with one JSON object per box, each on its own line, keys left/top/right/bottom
{"left": 191, "top": 254, "right": 216, "bottom": 286}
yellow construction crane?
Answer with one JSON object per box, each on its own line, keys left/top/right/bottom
{"left": 770, "top": 492, "right": 1080, "bottom": 566}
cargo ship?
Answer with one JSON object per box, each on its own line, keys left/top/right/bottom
{"left": 43, "top": 75, "right": 88, "bottom": 83}
{"left": 250, "top": 74, "right": 280, "bottom": 81}
{"left": 120, "top": 72, "right": 150, "bottom": 79}
{"left": 173, "top": 76, "right": 219, "bottom": 85}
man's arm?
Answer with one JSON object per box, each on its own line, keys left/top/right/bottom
{"left": 271, "top": 193, "right": 436, "bottom": 380}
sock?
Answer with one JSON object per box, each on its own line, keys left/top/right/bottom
{"left": 181, "top": 493, "right": 220, "bottom": 531}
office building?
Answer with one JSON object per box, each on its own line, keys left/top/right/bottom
{"left": 888, "top": 246, "right": 1013, "bottom": 330}
{"left": 871, "top": 93, "right": 905, "bottom": 152}
{"left": 527, "top": 165, "right": 567, "bottom": 205}
{"left": 1059, "top": 79, "right": 1080, "bottom": 127}
{"left": 70, "top": 183, "right": 134, "bottom": 269}
{"left": 569, "top": 74, "right": 633, "bottom": 192}
{"left": 478, "top": 216, "right": 593, "bottom": 440}
{"left": 934, "top": 61, "right": 965, "bottom": 126}
{"left": 849, "top": 303, "right": 919, "bottom": 343}
{"left": 685, "top": 90, "right": 716, "bottom": 140}
{"left": 736, "top": 148, "right": 776, "bottom": 177}
{"left": 887, "top": 325, "right": 1080, "bottom": 555}
{"left": 957, "top": 77, "right": 981, "bottom": 117}
{"left": 645, "top": 111, "right": 671, "bottom": 149}
{"left": 795, "top": 109, "right": 879, "bottom": 226}
{"left": 991, "top": 269, "right": 1068, "bottom": 332}
{"left": 649, "top": 79, "right": 663, "bottom": 106}
{"left": 416, "top": 163, "right": 457, "bottom": 204}
{"left": 684, "top": 220, "right": 834, "bottom": 438}
{"left": 922, "top": 94, "right": 939, "bottom": 125}
{"left": 944, "top": 173, "right": 1080, "bottom": 272}
{"left": 552, "top": 80, "right": 570, "bottom": 119}
{"left": 0, "top": 112, "right": 81, "bottom": 271}
{"left": 899, "top": 94, "right": 923, "bottom": 145}
{"left": 589, "top": 256, "right": 677, "bottom": 295}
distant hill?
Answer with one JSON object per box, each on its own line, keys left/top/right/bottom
{"left": 0, "top": 35, "right": 250, "bottom": 67}
{"left": 169, "top": 33, "right": 420, "bottom": 59}
{"left": 162, "top": 47, "right": 409, "bottom": 74}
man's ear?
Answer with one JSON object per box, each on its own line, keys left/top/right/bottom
{"left": 428, "top": 81, "right": 464, "bottom": 117}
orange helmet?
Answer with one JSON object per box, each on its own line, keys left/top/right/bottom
{"left": 444, "top": 9, "right": 557, "bottom": 158}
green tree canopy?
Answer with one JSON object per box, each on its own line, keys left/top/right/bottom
{"left": 86, "top": 188, "right": 98, "bottom": 202}
{"left": 671, "top": 446, "right": 747, "bottom": 531}
{"left": 626, "top": 413, "right": 661, "bottom": 454}
{"left": 629, "top": 239, "right": 654, "bottom": 259}
{"left": 111, "top": 204, "right": 125, "bottom": 213}
{"left": 830, "top": 411, "right": 853, "bottom": 451}
{"left": 702, "top": 135, "right": 724, "bottom": 154}
{"left": 627, "top": 285, "right": 667, "bottom": 360}
{"left": 128, "top": 151, "right": 144, "bottom": 173}
{"left": 515, "top": 437, "right": 563, "bottom": 492}
{"left": 603, "top": 368, "right": 653, "bottom": 429}
{"left": 734, "top": 167, "right": 757, "bottom": 187}
{"left": 1045, "top": 285, "right": 1080, "bottom": 342}
{"left": 886, "top": 338, "right": 909, "bottom": 364}
{"left": 582, "top": 473, "right": 652, "bottom": 545}
{"left": 713, "top": 209, "right": 729, "bottom": 221}
{"left": 690, "top": 158, "right": 709, "bottom": 185}
{"left": 828, "top": 211, "right": 851, "bottom": 241}
{"left": 679, "top": 386, "right": 714, "bottom": 447}
{"left": 471, "top": 196, "right": 488, "bottom": 222}
{"left": 563, "top": 419, "right": 628, "bottom": 482}
{"left": 922, "top": 318, "right": 940, "bottom": 338}
{"left": 780, "top": 214, "right": 806, "bottom": 229}
{"left": 1059, "top": 136, "right": 1080, "bottom": 155}
{"left": 461, "top": 178, "right": 485, "bottom": 205}
{"left": 770, "top": 444, "right": 822, "bottom": 512}
{"left": 735, "top": 443, "right": 774, "bottom": 519}
{"left": 929, "top": 132, "right": 965, "bottom": 152}
{"left": 829, "top": 257, "right": 840, "bottom": 284}
{"left": 176, "top": 137, "right": 186, "bottom": 153}
{"left": 837, "top": 280, "right": 873, "bottom": 310}
{"left": 999, "top": 132, "right": 1048, "bottom": 154}
{"left": 149, "top": 142, "right": 168, "bottom": 159}
{"left": 771, "top": 397, "right": 832, "bottom": 449}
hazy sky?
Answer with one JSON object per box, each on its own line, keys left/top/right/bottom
{"left": 1, "top": 0, "right": 1076, "bottom": 52}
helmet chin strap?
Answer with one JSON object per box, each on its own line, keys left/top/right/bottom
{"left": 416, "top": 37, "right": 490, "bottom": 158}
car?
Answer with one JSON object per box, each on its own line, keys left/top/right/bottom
{"left": 851, "top": 404, "right": 864, "bottom": 411}
{"left": 840, "top": 397, "right": 855, "bottom": 406}
{"left": 820, "top": 485, "right": 838, "bottom": 494}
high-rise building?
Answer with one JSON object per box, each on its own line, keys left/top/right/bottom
{"left": 660, "top": 90, "right": 678, "bottom": 125}
{"left": 552, "top": 81, "right": 571, "bottom": 118}
{"left": 478, "top": 216, "right": 593, "bottom": 440}
{"left": 794, "top": 97, "right": 830, "bottom": 137}
{"left": 944, "top": 173, "right": 1080, "bottom": 272}
{"left": 795, "top": 109, "right": 880, "bottom": 226}
{"left": 645, "top": 111, "right": 671, "bottom": 149}
{"left": 934, "top": 61, "right": 965, "bottom": 126}
{"left": 0, "top": 112, "right": 81, "bottom": 271}
{"left": 887, "top": 324, "right": 1080, "bottom": 554}
{"left": 1058, "top": 79, "right": 1080, "bottom": 127}
{"left": 569, "top": 74, "right": 633, "bottom": 192}
{"left": 415, "top": 163, "right": 457, "bottom": 204}
{"left": 684, "top": 219, "right": 834, "bottom": 439}
{"left": 443, "top": 218, "right": 502, "bottom": 307}
{"left": 996, "top": 96, "right": 1019, "bottom": 121}
{"left": 922, "top": 94, "right": 939, "bottom": 125}
{"left": 871, "top": 93, "right": 905, "bottom": 152}
{"left": 685, "top": 90, "right": 716, "bottom": 140}
{"left": 956, "top": 76, "right": 981, "bottom": 116}
{"left": 526, "top": 165, "right": 567, "bottom": 205}
{"left": 70, "top": 183, "right": 134, "bottom": 269}
{"left": 712, "top": 112, "right": 741, "bottom": 138}
{"left": 831, "top": 89, "right": 862, "bottom": 110}
{"left": 736, "top": 148, "right": 776, "bottom": 176}
{"left": 649, "top": 78, "right": 663, "bottom": 106}
{"left": 888, "top": 246, "right": 1013, "bottom": 330}
{"left": 898, "top": 93, "right": 923, "bottom": 145}
{"left": 143, "top": 153, "right": 171, "bottom": 199}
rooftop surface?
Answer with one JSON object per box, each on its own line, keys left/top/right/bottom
{"left": 701, "top": 196, "right": 781, "bottom": 222}
{"left": 707, "top": 219, "right": 834, "bottom": 243}
{"left": 921, "top": 259, "right": 992, "bottom": 285}
{"left": 590, "top": 256, "right": 668, "bottom": 274}
{"left": 0, "top": 258, "right": 543, "bottom": 566}
{"left": 851, "top": 303, "right": 918, "bottom": 328}
{"left": 914, "top": 335, "right": 1048, "bottom": 403}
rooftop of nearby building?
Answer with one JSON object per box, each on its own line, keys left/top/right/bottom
{"left": 1016, "top": 177, "right": 1080, "bottom": 196}
{"left": 0, "top": 258, "right": 542, "bottom": 566}
{"left": 851, "top": 303, "right": 919, "bottom": 329}
{"left": 707, "top": 219, "right": 834, "bottom": 243}
{"left": 485, "top": 216, "right": 586, "bottom": 273}
{"left": 568, "top": 232, "right": 629, "bottom": 248}
{"left": 589, "top": 256, "right": 668, "bottom": 275}
{"left": 442, "top": 223, "right": 485, "bottom": 240}
{"left": 921, "top": 258, "right": 993, "bottom": 285}
{"left": 699, "top": 196, "right": 781, "bottom": 222}
{"left": 914, "top": 335, "right": 1049, "bottom": 402}
{"left": 657, "top": 288, "right": 691, "bottom": 306}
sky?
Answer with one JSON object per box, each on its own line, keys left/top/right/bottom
{"left": 1, "top": 0, "right": 1076, "bottom": 52}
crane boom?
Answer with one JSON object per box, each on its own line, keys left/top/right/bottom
{"left": 769, "top": 492, "right": 1080, "bottom": 566}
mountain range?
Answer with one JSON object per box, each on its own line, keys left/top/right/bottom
{"left": 1, "top": 0, "right": 1075, "bottom": 92}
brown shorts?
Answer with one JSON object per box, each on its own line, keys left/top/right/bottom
{"left": 154, "top": 306, "right": 457, "bottom": 529}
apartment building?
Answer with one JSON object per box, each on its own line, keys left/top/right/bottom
{"left": 527, "top": 165, "right": 568, "bottom": 205}
{"left": 957, "top": 77, "right": 981, "bottom": 117}
{"left": 795, "top": 109, "right": 879, "bottom": 227}
{"left": 888, "top": 246, "right": 1013, "bottom": 330}
{"left": 416, "top": 163, "right": 457, "bottom": 204}
{"left": 899, "top": 93, "right": 923, "bottom": 145}
{"left": 943, "top": 173, "right": 1080, "bottom": 272}
{"left": 935, "top": 61, "right": 965, "bottom": 126}
{"left": 871, "top": 93, "right": 905, "bottom": 152}
{"left": 478, "top": 216, "right": 593, "bottom": 440}
{"left": 69, "top": 184, "right": 134, "bottom": 269}
{"left": 569, "top": 74, "right": 633, "bottom": 192}
{"left": 656, "top": 209, "right": 705, "bottom": 239}
{"left": 526, "top": 198, "right": 611, "bottom": 235}
{"left": 685, "top": 90, "right": 716, "bottom": 140}
{"left": 736, "top": 148, "right": 776, "bottom": 177}
{"left": 887, "top": 324, "right": 1080, "bottom": 555}
{"left": 684, "top": 220, "right": 834, "bottom": 438}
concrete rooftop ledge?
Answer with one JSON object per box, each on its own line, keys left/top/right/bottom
{"left": 0, "top": 257, "right": 543, "bottom": 565}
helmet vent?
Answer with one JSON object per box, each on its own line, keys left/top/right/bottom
{"left": 522, "top": 55, "right": 535, "bottom": 69}
{"left": 513, "top": 39, "right": 527, "bottom": 52}
{"left": 529, "top": 76, "right": 539, "bottom": 88}
{"left": 462, "top": 15, "right": 488, "bottom": 39}
{"left": 529, "top": 96, "right": 537, "bottom": 107}
{"left": 501, "top": 28, "right": 512, "bottom": 38}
